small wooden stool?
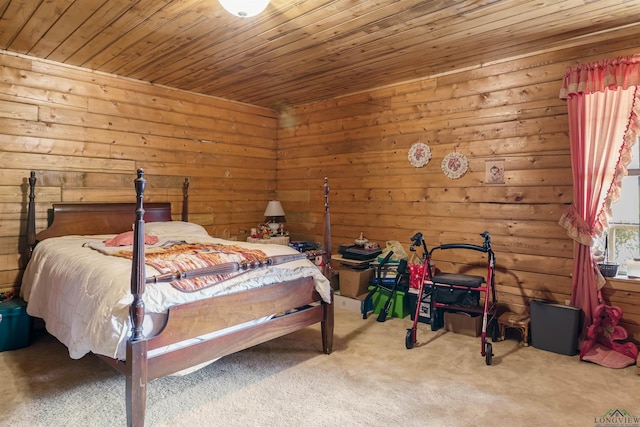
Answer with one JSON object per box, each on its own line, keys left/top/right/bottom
{"left": 497, "top": 312, "right": 530, "bottom": 346}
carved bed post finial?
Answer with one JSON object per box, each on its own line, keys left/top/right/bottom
{"left": 322, "top": 177, "right": 332, "bottom": 279}
{"left": 25, "top": 171, "right": 37, "bottom": 262}
{"left": 130, "top": 169, "right": 146, "bottom": 341}
{"left": 182, "top": 177, "right": 189, "bottom": 222}
{"left": 324, "top": 177, "right": 330, "bottom": 212}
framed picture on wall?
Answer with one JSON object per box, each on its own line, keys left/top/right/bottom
{"left": 485, "top": 159, "right": 505, "bottom": 184}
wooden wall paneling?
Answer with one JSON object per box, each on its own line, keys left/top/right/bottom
{"left": 0, "top": 81, "right": 88, "bottom": 109}
{"left": 0, "top": 134, "right": 113, "bottom": 159}
{"left": 0, "top": 52, "right": 278, "bottom": 293}
{"left": 28, "top": 58, "right": 278, "bottom": 119}
{"left": 0, "top": 53, "right": 276, "bottom": 136}
{"left": 602, "top": 279, "right": 640, "bottom": 342}
{"left": 0, "top": 99, "right": 37, "bottom": 120}
{"left": 1, "top": 152, "right": 136, "bottom": 175}
{"left": 0, "top": 269, "right": 21, "bottom": 290}
{"left": 0, "top": 236, "right": 21, "bottom": 259}
{"left": 86, "top": 99, "right": 276, "bottom": 142}
{"left": 2, "top": 27, "right": 639, "bottom": 339}
{"left": 276, "top": 37, "right": 640, "bottom": 339}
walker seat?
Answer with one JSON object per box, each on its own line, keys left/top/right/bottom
{"left": 432, "top": 273, "right": 484, "bottom": 288}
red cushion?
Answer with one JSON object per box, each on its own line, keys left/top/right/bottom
{"left": 104, "top": 231, "right": 158, "bottom": 247}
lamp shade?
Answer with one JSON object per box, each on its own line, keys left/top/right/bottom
{"left": 264, "top": 200, "right": 285, "bottom": 217}
{"left": 218, "top": 0, "right": 269, "bottom": 17}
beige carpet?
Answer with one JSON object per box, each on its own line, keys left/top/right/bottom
{"left": 2, "top": 306, "right": 639, "bottom": 427}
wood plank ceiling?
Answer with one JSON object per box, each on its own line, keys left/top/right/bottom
{"left": 1, "top": 0, "right": 640, "bottom": 110}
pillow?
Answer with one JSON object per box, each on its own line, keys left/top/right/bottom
{"left": 104, "top": 231, "right": 159, "bottom": 247}
{"left": 143, "top": 221, "right": 208, "bottom": 237}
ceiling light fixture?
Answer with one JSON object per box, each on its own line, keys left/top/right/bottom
{"left": 218, "top": 0, "right": 270, "bottom": 18}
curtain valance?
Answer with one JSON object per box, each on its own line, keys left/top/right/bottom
{"left": 560, "top": 55, "right": 640, "bottom": 99}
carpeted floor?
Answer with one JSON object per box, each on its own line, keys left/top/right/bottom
{"left": 2, "top": 306, "right": 639, "bottom": 427}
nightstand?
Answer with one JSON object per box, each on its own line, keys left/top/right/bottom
{"left": 246, "top": 236, "right": 290, "bottom": 245}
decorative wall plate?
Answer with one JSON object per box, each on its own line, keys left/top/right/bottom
{"left": 441, "top": 151, "right": 468, "bottom": 179}
{"left": 408, "top": 142, "right": 432, "bottom": 168}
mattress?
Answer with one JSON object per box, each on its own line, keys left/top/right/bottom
{"left": 21, "top": 221, "right": 331, "bottom": 360}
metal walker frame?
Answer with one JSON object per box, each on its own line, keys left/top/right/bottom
{"left": 405, "top": 232, "right": 498, "bottom": 365}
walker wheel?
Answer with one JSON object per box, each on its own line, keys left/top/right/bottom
{"left": 405, "top": 329, "right": 414, "bottom": 349}
{"left": 485, "top": 342, "right": 493, "bottom": 365}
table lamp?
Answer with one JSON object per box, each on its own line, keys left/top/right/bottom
{"left": 264, "top": 200, "right": 285, "bottom": 235}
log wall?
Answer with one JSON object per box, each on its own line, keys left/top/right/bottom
{"left": 2, "top": 35, "right": 639, "bottom": 341}
{"left": 0, "top": 52, "right": 278, "bottom": 294}
{"left": 277, "top": 36, "right": 640, "bottom": 341}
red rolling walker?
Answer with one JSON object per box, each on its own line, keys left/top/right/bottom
{"left": 405, "top": 231, "right": 498, "bottom": 365}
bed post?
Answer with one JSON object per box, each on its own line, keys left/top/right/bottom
{"left": 182, "top": 177, "right": 189, "bottom": 222}
{"left": 321, "top": 177, "right": 334, "bottom": 355}
{"left": 126, "top": 169, "right": 149, "bottom": 427}
{"left": 25, "top": 171, "right": 37, "bottom": 264}
{"left": 322, "top": 177, "right": 332, "bottom": 279}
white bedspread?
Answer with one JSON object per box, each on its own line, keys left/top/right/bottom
{"left": 21, "top": 221, "right": 331, "bottom": 360}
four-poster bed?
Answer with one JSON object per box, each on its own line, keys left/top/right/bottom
{"left": 21, "top": 169, "right": 334, "bottom": 427}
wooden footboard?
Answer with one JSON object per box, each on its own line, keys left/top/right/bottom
{"left": 123, "top": 169, "right": 334, "bottom": 427}
{"left": 98, "top": 277, "right": 333, "bottom": 426}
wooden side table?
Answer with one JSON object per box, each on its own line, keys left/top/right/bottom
{"left": 497, "top": 312, "right": 530, "bottom": 346}
{"left": 246, "top": 236, "right": 290, "bottom": 245}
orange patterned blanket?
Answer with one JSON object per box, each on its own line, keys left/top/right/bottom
{"left": 111, "top": 241, "right": 268, "bottom": 292}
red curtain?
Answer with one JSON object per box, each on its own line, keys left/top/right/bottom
{"left": 559, "top": 55, "right": 640, "bottom": 335}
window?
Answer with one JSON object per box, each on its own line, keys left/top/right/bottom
{"left": 600, "top": 139, "right": 640, "bottom": 276}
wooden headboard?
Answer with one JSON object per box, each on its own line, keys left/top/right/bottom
{"left": 25, "top": 171, "right": 189, "bottom": 260}
{"left": 35, "top": 202, "right": 173, "bottom": 241}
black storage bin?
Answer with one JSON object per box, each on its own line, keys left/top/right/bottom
{"left": 530, "top": 300, "right": 581, "bottom": 356}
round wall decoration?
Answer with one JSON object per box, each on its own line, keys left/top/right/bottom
{"left": 441, "top": 151, "right": 469, "bottom": 179}
{"left": 408, "top": 142, "right": 432, "bottom": 168}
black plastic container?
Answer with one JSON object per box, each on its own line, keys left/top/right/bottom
{"left": 530, "top": 300, "right": 581, "bottom": 356}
